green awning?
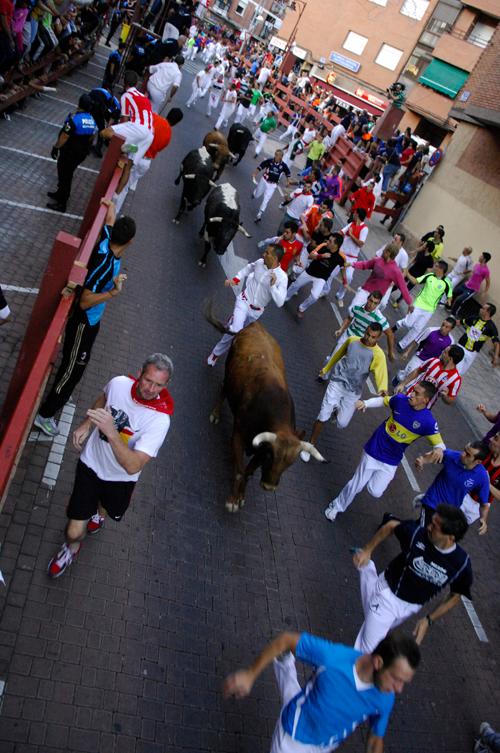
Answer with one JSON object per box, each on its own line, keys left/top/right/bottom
{"left": 418, "top": 59, "right": 469, "bottom": 99}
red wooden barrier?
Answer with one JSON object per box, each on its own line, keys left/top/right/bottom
{"left": 0, "top": 138, "right": 124, "bottom": 507}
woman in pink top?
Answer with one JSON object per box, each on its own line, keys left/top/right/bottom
{"left": 347, "top": 241, "right": 413, "bottom": 311}
{"left": 450, "top": 252, "right": 491, "bottom": 316}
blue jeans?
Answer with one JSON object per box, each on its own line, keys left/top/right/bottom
{"left": 382, "top": 163, "right": 400, "bottom": 192}
{"left": 451, "top": 281, "right": 475, "bottom": 315}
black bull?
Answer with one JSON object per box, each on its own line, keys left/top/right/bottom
{"left": 197, "top": 184, "right": 251, "bottom": 268}
{"left": 227, "top": 123, "right": 253, "bottom": 166}
{"left": 172, "top": 147, "right": 214, "bottom": 224}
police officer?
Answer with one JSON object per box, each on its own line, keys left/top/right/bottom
{"left": 47, "top": 94, "right": 97, "bottom": 213}
{"left": 102, "top": 41, "right": 126, "bottom": 90}
{"left": 88, "top": 86, "right": 120, "bottom": 157}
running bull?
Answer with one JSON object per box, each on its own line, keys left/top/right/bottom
{"left": 227, "top": 122, "right": 253, "bottom": 166}
{"left": 205, "top": 318, "right": 326, "bottom": 512}
{"left": 173, "top": 146, "right": 214, "bottom": 223}
{"left": 198, "top": 183, "right": 251, "bottom": 267}
{"left": 203, "top": 130, "right": 233, "bottom": 180}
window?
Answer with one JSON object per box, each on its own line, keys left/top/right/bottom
{"left": 400, "top": 0, "right": 430, "bottom": 21}
{"left": 404, "top": 46, "right": 432, "bottom": 78}
{"left": 375, "top": 43, "right": 403, "bottom": 70}
{"left": 469, "top": 20, "right": 495, "bottom": 48}
{"left": 234, "top": 0, "right": 248, "bottom": 15}
{"left": 342, "top": 31, "right": 368, "bottom": 56}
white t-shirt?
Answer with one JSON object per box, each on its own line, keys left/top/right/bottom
{"left": 81, "top": 376, "right": 170, "bottom": 482}
{"left": 286, "top": 189, "right": 314, "bottom": 220}
{"left": 451, "top": 253, "right": 473, "bottom": 278}
{"left": 149, "top": 62, "right": 182, "bottom": 92}
{"left": 375, "top": 244, "right": 409, "bottom": 270}
{"left": 257, "top": 67, "right": 271, "bottom": 86}
{"left": 341, "top": 223, "right": 369, "bottom": 258}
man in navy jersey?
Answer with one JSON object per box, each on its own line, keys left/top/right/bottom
{"left": 352, "top": 504, "right": 472, "bottom": 653}
{"left": 251, "top": 149, "right": 291, "bottom": 222}
{"left": 34, "top": 200, "right": 136, "bottom": 437}
{"left": 224, "top": 630, "right": 420, "bottom": 753}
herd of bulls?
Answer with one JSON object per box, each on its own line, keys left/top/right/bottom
{"left": 174, "top": 124, "right": 326, "bottom": 512}
{"left": 173, "top": 124, "right": 253, "bottom": 267}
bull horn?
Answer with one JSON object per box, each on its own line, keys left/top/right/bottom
{"left": 238, "top": 224, "right": 252, "bottom": 238}
{"left": 207, "top": 142, "right": 219, "bottom": 148}
{"left": 253, "top": 432, "right": 277, "bottom": 447}
{"left": 209, "top": 180, "right": 218, "bottom": 187}
{"left": 229, "top": 152, "right": 237, "bottom": 159}
{"left": 183, "top": 174, "right": 196, "bottom": 179}
{"left": 208, "top": 217, "right": 223, "bottom": 223}
{"left": 299, "top": 442, "right": 327, "bottom": 463}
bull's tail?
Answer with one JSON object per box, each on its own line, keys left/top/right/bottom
{"left": 203, "top": 298, "right": 230, "bottom": 334}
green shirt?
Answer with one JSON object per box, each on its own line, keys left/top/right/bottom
{"left": 251, "top": 89, "right": 263, "bottom": 105}
{"left": 308, "top": 141, "right": 326, "bottom": 161}
{"left": 348, "top": 305, "right": 389, "bottom": 337}
{"left": 415, "top": 274, "right": 452, "bottom": 312}
{"left": 260, "top": 115, "right": 277, "bottom": 133}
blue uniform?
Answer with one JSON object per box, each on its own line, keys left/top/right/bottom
{"left": 365, "top": 394, "right": 443, "bottom": 466}
{"left": 422, "top": 449, "right": 490, "bottom": 511}
{"left": 281, "top": 635, "right": 394, "bottom": 747}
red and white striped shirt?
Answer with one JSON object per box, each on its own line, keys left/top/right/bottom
{"left": 120, "top": 87, "right": 153, "bottom": 130}
{"left": 405, "top": 357, "right": 462, "bottom": 408}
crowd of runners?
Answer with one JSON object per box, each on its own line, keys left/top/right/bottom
{"left": 1, "top": 0, "right": 500, "bottom": 751}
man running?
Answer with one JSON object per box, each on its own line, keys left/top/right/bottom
{"left": 207, "top": 244, "right": 288, "bottom": 366}
{"left": 285, "top": 232, "right": 346, "bottom": 317}
{"left": 395, "top": 317, "right": 456, "bottom": 385}
{"left": 393, "top": 261, "right": 452, "bottom": 349}
{"left": 352, "top": 504, "right": 472, "bottom": 653}
{"left": 324, "top": 208, "right": 368, "bottom": 305}
{"left": 300, "top": 323, "right": 387, "bottom": 463}
{"left": 457, "top": 303, "right": 499, "bottom": 375}
{"left": 324, "top": 382, "right": 444, "bottom": 522}
{"left": 224, "top": 630, "right": 420, "bottom": 753}
{"left": 252, "top": 149, "right": 291, "bottom": 223}
{"left": 395, "top": 344, "right": 463, "bottom": 407}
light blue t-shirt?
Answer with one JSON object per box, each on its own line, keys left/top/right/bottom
{"left": 422, "top": 449, "right": 490, "bottom": 510}
{"left": 280, "top": 635, "right": 395, "bottom": 747}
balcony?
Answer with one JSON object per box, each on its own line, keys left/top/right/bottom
{"left": 432, "top": 32, "right": 484, "bottom": 71}
{"left": 212, "top": 0, "right": 231, "bottom": 17}
{"left": 271, "top": 0, "right": 288, "bottom": 16}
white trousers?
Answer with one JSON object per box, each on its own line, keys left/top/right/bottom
{"left": 318, "top": 380, "right": 359, "bottom": 428}
{"left": 331, "top": 451, "right": 397, "bottom": 513}
{"left": 185, "top": 44, "right": 197, "bottom": 60}
{"left": 460, "top": 493, "right": 481, "bottom": 524}
{"left": 321, "top": 265, "right": 343, "bottom": 297}
{"left": 456, "top": 347, "right": 476, "bottom": 375}
{"left": 279, "top": 124, "right": 298, "bottom": 142}
{"left": 207, "top": 89, "right": 222, "bottom": 116}
{"left": 270, "top": 655, "right": 328, "bottom": 753}
{"left": 254, "top": 129, "right": 268, "bottom": 156}
{"left": 113, "top": 157, "right": 152, "bottom": 214}
{"left": 110, "top": 122, "right": 153, "bottom": 165}
{"left": 354, "top": 564, "right": 421, "bottom": 654}
{"left": 146, "top": 80, "right": 166, "bottom": 113}
{"left": 210, "top": 295, "right": 263, "bottom": 358}
{"left": 254, "top": 176, "right": 277, "bottom": 214}
{"left": 348, "top": 287, "right": 369, "bottom": 313}
{"left": 396, "top": 308, "right": 433, "bottom": 350}
{"left": 396, "top": 354, "right": 423, "bottom": 383}
{"left": 215, "top": 103, "right": 236, "bottom": 129}
{"left": 186, "top": 81, "right": 202, "bottom": 107}
{"left": 335, "top": 265, "right": 355, "bottom": 301}
{"left": 286, "top": 271, "right": 326, "bottom": 312}
{"left": 379, "top": 284, "right": 394, "bottom": 312}
{"left": 235, "top": 103, "right": 250, "bottom": 123}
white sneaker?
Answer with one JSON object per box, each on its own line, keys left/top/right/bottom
{"left": 207, "top": 353, "right": 218, "bottom": 367}
{"left": 412, "top": 493, "right": 424, "bottom": 510}
{"left": 337, "top": 299, "right": 344, "bottom": 308}
{"left": 300, "top": 450, "right": 310, "bottom": 463}
{"left": 324, "top": 503, "right": 340, "bottom": 522}
{"left": 34, "top": 414, "right": 60, "bottom": 437}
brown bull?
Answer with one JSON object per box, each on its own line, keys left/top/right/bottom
{"left": 203, "top": 130, "right": 233, "bottom": 180}
{"left": 207, "top": 319, "right": 326, "bottom": 512}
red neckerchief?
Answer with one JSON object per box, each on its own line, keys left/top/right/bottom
{"left": 128, "top": 376, "right": 174, "bottom": 415}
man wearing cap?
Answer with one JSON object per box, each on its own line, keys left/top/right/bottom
{"left": 47, "top": 94, "right": 97, "bottom": 213}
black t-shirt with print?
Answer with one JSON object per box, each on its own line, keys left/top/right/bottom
{"left": 307, "top": 248, "right": 345, "bottom": 280}
{"left": 384, "top": 520, "right": 473, "bottom": 605}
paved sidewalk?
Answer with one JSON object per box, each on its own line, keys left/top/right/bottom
{"left": 0, "top": 48, "right": 499, "bottom": 753}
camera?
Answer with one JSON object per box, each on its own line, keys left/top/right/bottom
{"left": 387, "top": 82, "right": 406, "bottom": 95}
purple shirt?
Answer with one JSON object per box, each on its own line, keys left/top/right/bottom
{"left": 417, "top": 328, "right": 453, "bottom": 361}
{"left": 484, "top": 412, "right": 500, "bottom": 442}
{"left": 319, "top": 175, "right": 341, "bottom": 202}
{"left": 466, "top": 263, "right": 490, "bottom": 292}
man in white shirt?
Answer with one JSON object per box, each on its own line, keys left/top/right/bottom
{"left": 448, "top": 246, "right": 473, "bottom": 289}
{"left": 215, "top": 82, "right": 238, "bottom": 129}
{"left": 186, "top": 64, "right": 213, "bottom": 108}
{"left": 257, "top": 65, "right": 271, "bottom": 88}
{"left": 207, "top": 244, "right": 288, "bottom": 365}
{"left": 278, "top": 181, "right": 314, "bottom": 233}
{"left": 324, "top": 122, "right": 346, "bottom": 150}
{"left": 47, "top": 354, "right": 174, "bottom": 578}
{"left": 147, "top": 55, "right": 184, "bottom": 113}
{"left": 375, "top": 232, "right": 409, "bottom": 311}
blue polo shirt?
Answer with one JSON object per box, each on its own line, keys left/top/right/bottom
{"left": 422, "top": 449, "right": 490, "bottom": 510}
{"left": 280, "top": 635, "right": 394, "bottom": 747}
{"left": 82, "top": 226, "right": 121, "bottom": 326}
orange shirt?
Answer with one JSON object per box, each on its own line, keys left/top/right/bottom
{"left": 144, "top": 114, "right": 172, "bottom": 159}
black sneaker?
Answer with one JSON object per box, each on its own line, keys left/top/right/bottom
{"left": 46, "top": 190, "right": 60, "bottom": 199}
{"left": 46, "top": 202, "right": 66, "bottom": 213}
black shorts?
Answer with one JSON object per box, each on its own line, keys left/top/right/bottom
{"left": 67, "top": 460, "right": 135, "bottom": 522}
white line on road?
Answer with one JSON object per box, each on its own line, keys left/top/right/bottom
{"left": 462, "top": 597, "right": 488, "bottom": 642}
{"left": 0, "top": 145, "right": 98, "bottom": 173}
{"left": 57, "top": 79, "right": 89, "bottom": 92}
{"left": 0, "top": 199, "right": 83, "bottom": 220}
{"left": 15, "top": 112, "right": 61, "bottom": 128}
{"left": 42, "top": 402, "right": 76, "bottom": 488}
{"left": 42, "top": 93, "right": 78, "bottom": 107}
{"left": 74, "top": 69, "right": 102, "bottom": 82}
{"left": 400, "top": 456, "right": 421, "bottom": 492}
{"left": 87, "top": 60, "right": 105, "bottom": 69}
{"left": 2, "top": 284, "right": 39, "bottom": 294}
